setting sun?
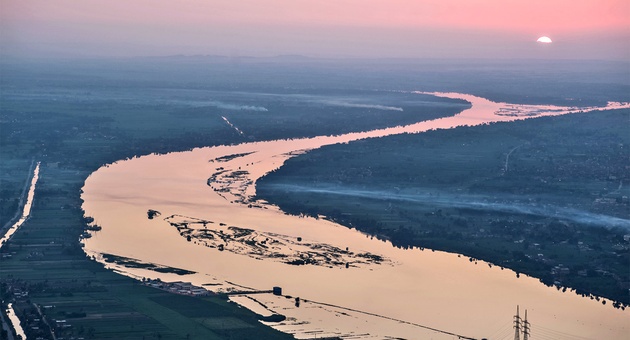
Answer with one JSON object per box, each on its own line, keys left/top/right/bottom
{"left": 537, "top": 36, "right": 553, "bottom": 43}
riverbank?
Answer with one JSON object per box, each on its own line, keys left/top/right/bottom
{"left": 3, "top": 57, "right": 629, "bottom": 339}
{"left": 258, "top": 107, "right": 630, "bottom": 307}
{"left": 0, "top": 58, "right": 468, "bottom": 340}
{"left": 80, "top": 93, "right": 630, "bottom": 339}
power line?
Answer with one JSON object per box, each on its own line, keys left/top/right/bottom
{"left": 302, "top": 298, "right": 479, "bottom": 339}
{"left": 536, "top": 324, "right": 595, "bottom": 340}
{"left": 487, "top": 322, "right": 513, "bottom": 340}
{"left": 489, "top": 307, "right": 600, "bottom": 340}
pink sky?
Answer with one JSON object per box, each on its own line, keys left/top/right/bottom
{"left": 1, "top": 0, "right": 628, "bottom": 59}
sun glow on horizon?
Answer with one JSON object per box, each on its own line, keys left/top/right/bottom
{"left": 3, "top": 1, "right": 629, "bottom": 59}
{"left": 537, "top": 36, "right": 553, "bottom": 43}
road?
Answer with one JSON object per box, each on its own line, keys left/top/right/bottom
{"left": 504, "top": 142, "right": 528, "bottom": 173}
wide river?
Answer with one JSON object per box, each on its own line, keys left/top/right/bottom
{"left": 82, "top": 93, "right": 630, "bottom": 339}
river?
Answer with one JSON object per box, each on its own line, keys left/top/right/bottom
{"left": 81, "top": 93, "right": 630, "bottom": 339}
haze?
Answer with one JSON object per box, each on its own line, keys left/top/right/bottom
{"left": 2, "top": 0, "right": 628, "bottom": 60}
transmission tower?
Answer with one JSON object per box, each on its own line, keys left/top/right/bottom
{"left": 513, "top": 305, "right": 521, "bottom": 340}
{"left": 523, "top": 309, "right": 530, "bottom": 340}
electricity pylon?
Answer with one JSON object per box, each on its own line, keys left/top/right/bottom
{"left": 523, "top": 309, "right": 530, "bottom": 340}
{"left": 514, "top": 305, "right": 521, "bottom": 340}
{"left": 514, "top": 305, "right": 531, "bottom": 340}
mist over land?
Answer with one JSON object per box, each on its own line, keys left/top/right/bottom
{"left": 1, "top": 53, "right": 630, "bottom": 339}
{"left": 256, "top": 102, "right": 630, "bottom": 314}
{"left": 2, "top": 0, "right": 630, "bottom": 338}
{"left": 265, "top": 183, "right": 630, "bottom": 229}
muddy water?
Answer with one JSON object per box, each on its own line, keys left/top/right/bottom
{"left": 82, "top": 93, "right": 630, "bottom": 339}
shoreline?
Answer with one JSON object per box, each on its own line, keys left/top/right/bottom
{"left": 81, "top": 93, "right": 630, "bottom": 339}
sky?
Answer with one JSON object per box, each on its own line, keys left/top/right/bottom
{"left": 1, "top": 0, "right": 628, "bottom": 60}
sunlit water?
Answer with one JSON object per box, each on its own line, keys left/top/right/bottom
{"left": 6, "top": 303, "right": 26, "bottom": 340}
{"left": 0, "top": 162, "right": 40, "bottom": 249}
{"left": 81, "top": 93, "right": 630, "bottom": 339}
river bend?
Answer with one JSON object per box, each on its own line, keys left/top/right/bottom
{"left": 81, "top": 93, "right": 630, "bottom": 339}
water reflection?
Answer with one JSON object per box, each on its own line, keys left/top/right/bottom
{"left": 6, "top": 303, "right": 26, "bottom": 340}
{"left": 81, "top": 93, "right": 630, "bottom": 339}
